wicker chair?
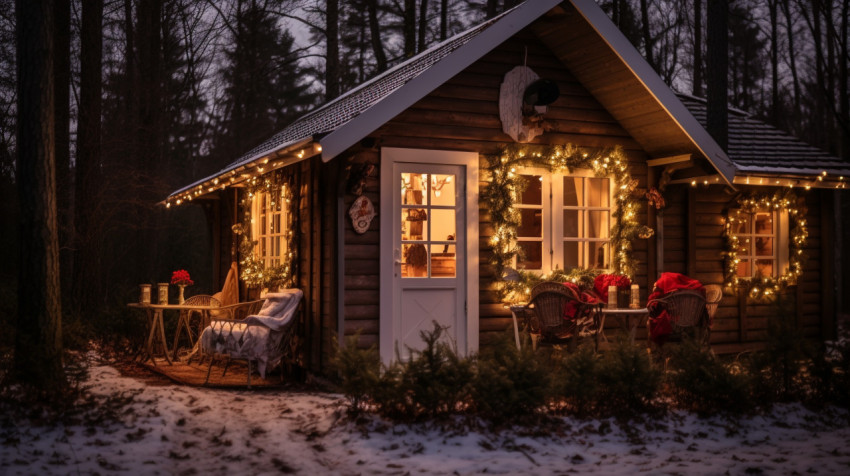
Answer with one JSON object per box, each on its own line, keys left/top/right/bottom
{"left": 647, "top": 290, "right": 709, "bottom": 347}
{"left": 172, "top": 294, "right": 220, "bottom": 360}
{"left": 704, "top": 284, "right": 723, "bottom": 321}
{"left": 527, "top": 282, "right": 600, "bottom": 351}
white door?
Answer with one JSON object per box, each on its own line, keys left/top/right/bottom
{"left": 380, "top": 148, "right": 479, "bottom": 363}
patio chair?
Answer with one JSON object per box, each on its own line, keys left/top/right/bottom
{"left": 172, "top": 294, "right": 220, "bottom": 360}
{"left": 704, "top": 284, "right": 722, "bottom": 321}
{"left": 527, "top": 281, "right": 600, "bottom": 351}
{"left": 198, "top": 289, "right": 302, "bottom": 388}
{"left": 647, "top": 290, "right": 709, "bottom": 347}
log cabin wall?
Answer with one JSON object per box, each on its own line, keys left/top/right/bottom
{"left": 661, "top": 183, "right": 829, "bottom": 354}
{"left": 338, "top": 29, "right": 651, "bottom": 348}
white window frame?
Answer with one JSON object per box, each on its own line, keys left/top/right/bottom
{"left": 251, "top": 190, "right": 288, "bottom": 268}
{"left": 733, "top": 208, "right": 789, "bottom": 278}
{"left": 515, "top": 168, "right": 614, "bottom": 274}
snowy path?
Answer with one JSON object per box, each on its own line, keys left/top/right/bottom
{"left": 2, "top": 360, "right": 849, "bottom": 475}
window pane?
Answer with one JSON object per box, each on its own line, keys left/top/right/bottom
{"left": 755, "top": 259, "right": 774, "bottom": 276}
{"left": 431, "top": 244, "right": 456, "bottom": 277}
{"left": 738, "top": 238, "right": 752, "bottom": 255}
{"left": 755, "top": 237, "right": 773, "bottom": 256}
{"left": 517, "top": 241, "right": 543, "bottom": 270}
{"left": 587, "top": 211, "right": 609, "bottom": 238}
{"left": 737, "top": 259, "right": 750, "bottom": 277}
{"left": 430, "top": 174, "right": 455, "bottom": 206}
{"left": 430, "top": 209, "right": 456, "bottom": 243}
{"left": 519, "top": 175, "right": 542, "bottom": 205}
{"left": 588, "top": 178, "right": 609, "bottom": 207}
{"left": 517, "top": 209, "right": 542, "bottom": 238}
{"left": 734, "top": 215, "right": 750, "bottom": 234}
{"left": 588, "top": 242, "right": 608, "bottom": 269}
{"left": 402, "top": 173, "right": 426, "bottom": 205}
{"left": 563, "top": 210, "right": 579, "bottom": 237}
{"left": 754, "top": 213, "right": 773, "bottom": 234}
{"left": 273, "top": 214, "right": 281, "bottom": 234}
{"left": 403, "top": 208, "right": 428, "bottom": 241}
{"left": 563, "top": 177, "right": 581, "bottom": 206}
{"left": 563, "top": 241, "right": 579, "bottom": 269}
{"left": 402, "top": 244, "right": 428, "bottom": 278}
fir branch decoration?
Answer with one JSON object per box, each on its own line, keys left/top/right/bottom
{"left": 237, "top": 170, "right": 298, "bottom": 290}
{"left": 485, "top": 143, "right": 653, "bottom": 302}
{"left": 723, "top": 190, "right": 807, "bottom": 300}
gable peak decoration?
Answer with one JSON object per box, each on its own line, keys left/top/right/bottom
{"left": 499, "top": 66, "right": 559, "bottom": 142}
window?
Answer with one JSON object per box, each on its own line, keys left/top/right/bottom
{"left": 252, "top": 191, "right": 288, "bottom": 268}
{"left": 400, "top": 172, "right": 457, "bottom": 278}
{"left": 732, "top": 209, "right": 789, "bottom": 278}
{"left": 515, "top": 170, "right": 612, "bottom": 273}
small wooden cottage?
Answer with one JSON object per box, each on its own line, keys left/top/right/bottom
{"left": 167, "top": 0, "right": 848, "bottom": 371}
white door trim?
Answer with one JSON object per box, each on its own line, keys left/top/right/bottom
{"left": 379, "top": 147, "right": 479, "bottom": 364}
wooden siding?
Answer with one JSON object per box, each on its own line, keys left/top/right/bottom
{"left": 661, "top": 183, "right": 828, "bottom": 354}
{"left": 340, "top": 29, "right": 651, "bottom": 347}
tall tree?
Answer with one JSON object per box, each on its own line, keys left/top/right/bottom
{"left": 692, "top": 0, "right": 703, "bottom": 97}
{"left": 73, "top": 0, "right": 104, "bottom": 316}
{"left": 14, "top": 0, "right": 65, "bottom": 389}
{"left": 639, "top": 0, "right": 655, "bottom": 70}
{"left": 706, "top": 0, "right": 728, "bottom": 149}
{"left": 403, "top": 0, "right": 415, "bottom": 57}
{"left": 326, "top": 0, "right": 339, "bottom": 100}
{"left": 366, "top": 0, "right": 387, "bottom": 72}
{"left": 418, "top": 0, "right": 430, "bottom": 53}
{"left": 54, "top": 0, "right": 72, "bottom": 306}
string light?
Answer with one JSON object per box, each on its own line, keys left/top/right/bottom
{"left": 723, "top": 190, "right": 808, "bottom": 299}
{"left": 486, "top": 143, "right": 653, "bottom": 302}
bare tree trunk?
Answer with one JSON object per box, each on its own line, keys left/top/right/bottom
{"left": 640, "top": 0, "right": 655, "bottom": 70}
{"left": 54, "top": 0, "right": 72, "bottom": 307}
{"left": 418, "top": 0, "right": 429, "bottom": 53}
{"left": 707, "top": 0, "right": 728, "bottom": 150}
{"left": 440, "top": 0, "right": 448, "bottom": 41}
{"left": 486, "top": 0, "right": 498, "bottom": 19}
{"left": 326, "top": 0, "right": 339, "bottom": 100}
{"left": 693, "top": 0, "right": 703, "bottom": 97}
{"left": 367, "top": 0, "right": 387, "bottom": 72}
{"left": 123, "top": 0, "right": 137, "bottom": 169}
{"left": 404, "top": 0, "right": 415, "bottom": 57}
{"left": 769, "top": 0, "right": 780, "bottom": 124}
{"left": 826, "top": 0, "right": 836, "bottom": 150}
{"left": 14, "top": 0, "right": 65, "bottom": 390}
{"left": 73, "top": 0, "right": 103, "bottom": 316}
{"left": 781, "top": 0, "right": 802, "bottom": 122}
{"left": 839, "top": 0, "right": 849, "bottom": 159}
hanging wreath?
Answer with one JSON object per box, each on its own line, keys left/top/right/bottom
{"left": 237, "top": 169, "right": 298, "bottom": 290}
{"left": 723, "top": 190, "right": 807, "bottom": 300}
{"left": 485, "top": 143, "right": 654, "bottom": 302}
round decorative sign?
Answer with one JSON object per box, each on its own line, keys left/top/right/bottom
{"left": 349, "top": 195, "right": 376, "bottom": 234}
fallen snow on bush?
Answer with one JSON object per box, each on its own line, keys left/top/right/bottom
{"left": 2, "top": 359, "right": 849, "bottom": 475}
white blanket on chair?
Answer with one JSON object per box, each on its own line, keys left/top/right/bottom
{"left": 199, "top": 289, "right": 302, "bottom": 378}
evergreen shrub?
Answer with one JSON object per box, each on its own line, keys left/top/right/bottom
{"left": 666, "top": 339, "right": 752, "bottom": 416}
{"left": 550, "top": 345, "right": 600, "bottom": 417}
{"left": 596, "top": 337, "right": 661, "bottom": 416}
{"left": 330, "top": 332, "right": 381, "bottom": 414}
{"left": 472, "top": 331, "right": 549, "bottom": 422}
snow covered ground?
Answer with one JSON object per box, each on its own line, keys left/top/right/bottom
{"left": 2, "top": 355, "right": 849, "bottom": 475}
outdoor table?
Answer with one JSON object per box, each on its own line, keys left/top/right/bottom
{"left": 508, "top": 304, "right": 528, "bottom": 350}
{"left": 127, "top": 303, "right": 221, "bottom": 364}
{"left": 599, "top": 307, "right": 650, "bottom": 346}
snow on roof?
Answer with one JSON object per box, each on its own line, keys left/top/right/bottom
{"left": 678, "top": 94, "right": 850, "bottom": 178}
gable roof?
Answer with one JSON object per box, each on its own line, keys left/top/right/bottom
{"left": 170, "top": 0, "right": 845, "bottom": 203}
{"left": 678, "top": 94, "right": 850, "bottom": 181}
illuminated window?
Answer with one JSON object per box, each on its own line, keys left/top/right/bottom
{"left": 516, "top": 170, "right": 612, "bottom": 272}
{"left": 252, "top": 191, "right": 288, "bottom": 268}
{"left": 732, "top": 209, "right": 789, "bottom": 278}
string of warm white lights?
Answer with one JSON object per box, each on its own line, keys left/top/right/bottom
{"left": 723, "top": 190, "right": 807, "bottom": 300}
{"left": 234, "top": 170, "right": 297, "bottom": 290}
{"left": 486, "top": 143, "right": 653, "bottom": 302}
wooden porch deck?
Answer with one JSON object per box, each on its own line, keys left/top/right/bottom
{"left": 142, "top": 358, "right": 285, "bottom": 388}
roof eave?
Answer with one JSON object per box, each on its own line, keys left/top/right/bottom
{"left": 568, "top": 0, "right": 736, "bottom": 187}
{"left": 318, "top": 0, "right": 563, "bottom": 162}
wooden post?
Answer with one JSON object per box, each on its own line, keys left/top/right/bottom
{"left": 687, "top": 187, "right": 697, "bottom": 278}
{"left": 821, "top": 190, "right": 836, "bottom": 340}
{"left": 647, "top": 165, "right": 658, "bottom": 282}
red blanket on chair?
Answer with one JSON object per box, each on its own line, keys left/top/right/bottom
{"left": 561, "top": 282, "right": 601, "bottom": 320}
{"left": 647, "top": 272, "right": 705, "bottom": 345}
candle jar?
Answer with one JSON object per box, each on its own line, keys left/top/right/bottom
{"left": 139, "top": 284, "right": 152, "bottom": 304}
{"left": 157, "top": 283, "right": 169, "bottom": 305}
{"left": 607, "top": 285, "right": 617, "bottom": 309}
{"left": 630, "top": 284, "right": 640, "bottom": 309}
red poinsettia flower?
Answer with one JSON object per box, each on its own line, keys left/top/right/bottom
{"left": 170, "top": 269, "right": 194, "bottom": 286}
{"left": 593, "top": 273, "right": 631, "bottom": 301}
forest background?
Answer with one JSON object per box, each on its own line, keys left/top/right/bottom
{"left": 2, "top": 0, "right": 848, "bottom": 392}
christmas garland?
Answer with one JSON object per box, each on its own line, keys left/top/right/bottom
{"left": 485, "top": 143, "right": 654, "bottom": 302}
{"left": 235, "top": 169, "right": 298, "bottom": 290}
{"left": 723, "top": 190, "right": 807, "bottom": 300}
